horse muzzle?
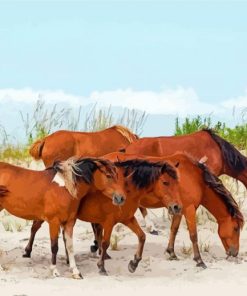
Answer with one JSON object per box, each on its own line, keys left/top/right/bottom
{"left": 226, "top": 246, "right": 238, "bottom": 258}
{"left": 168, "top": 203, "right": 182, "bottom": 215}
{"left": 112, "top": 194, "right": 126, "bottom": 206}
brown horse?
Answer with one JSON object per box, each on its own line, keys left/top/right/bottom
{"left": 0, "top": 157, "right": 126, "bottom": 278}
{"left": 124, "top": 129, "right": 247, "bottom": 228}
{"left": 29, "top": 126, "right": 157, "bottom": 234}
{"left": 29, "top": 125, "right": 138, "bottom": 167}
{"left": 23, "top": 156, "right": 182, "bottom": 275}
{"left": 124, "top": 129, "right": 247, "bottom": 187}
{"left": 90, "top": 152, "right": 244, "bottom": 268}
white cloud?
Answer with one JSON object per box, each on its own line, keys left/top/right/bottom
{"left": 90, "top": 87, "right": 218, "bottom": 116}
{"left": 0, "top": 87, "right": 246, "bottom": 117}
{"left": 221, "top": 90, "right": 247, "bottom": 109}
{"left": 0, "top": 88, "right": 85, "bottom": 106}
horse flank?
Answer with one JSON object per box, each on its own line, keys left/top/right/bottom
{"left": 115, "top": 159, "right": 177, "bottom": 189}
{"left": 203, "top": 129, "right": 247, "bottom": 175}
{"left": 198, "top": 162, "right": 244, "bottom": 228}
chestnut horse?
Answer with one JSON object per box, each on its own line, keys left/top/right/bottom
{"left": 124, "top": 129, "right": 247, "bottom": 227}
{"left": 124, "top": 129, "right": 247, "bottom": 187}
{"left": 90, "top": 152, "right": 244, "bottom": 268}
{"left": 0, "top": 157, "right": 126, "bottom": 278}
{"left": 29, "top": 125, "right": 138, "bottom": 167}
{"left": 23, "top": 156, "right": 182, "bottom": 275}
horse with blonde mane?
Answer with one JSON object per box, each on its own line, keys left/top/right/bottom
{"left": 23, "top": 155, "right": 182, "bottom": 275}
{"left": 29, "top": 125, "right": 138, "bottom": 167}
{"left": 0, "top": 157, "right": 126, "bottom": 278}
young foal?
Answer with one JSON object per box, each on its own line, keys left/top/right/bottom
{"left": 0, "top": 157, "right": 125, "bottom": 278}
{"left": 23, "top": 157, "right": 182, "bottom": 275}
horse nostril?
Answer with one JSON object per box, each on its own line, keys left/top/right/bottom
{"left": 113, "top": 194, "right": 125, "bottom": 205}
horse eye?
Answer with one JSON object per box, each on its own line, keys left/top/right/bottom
{"left": 106, "top": 174, "right": 112, "bottom": 179}
{"left": 234, "top": 227, "right": 239, "bottom": 232}
{"left": 163, "top": 181, "right": 170, "bottom": 186}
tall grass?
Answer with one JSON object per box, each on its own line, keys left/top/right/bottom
{"left": 0, "top": 100, "right": 147, "bottom": 161}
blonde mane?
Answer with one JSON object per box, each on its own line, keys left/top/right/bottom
{"left": 113, "top": 125, "right": 139, "bottom": 143}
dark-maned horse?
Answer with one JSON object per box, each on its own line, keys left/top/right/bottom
{"left": 23, "top": 157, "right": 182, "bottom": 275}
{"left": 124, "top": 129, "right": 247, "bottom": 225}
{"left": 124, "top": 129, "right": 247, "bottom": 187}
{"left": 90, "top": 152, "right": 244, "bottom": 268}
{"left": 0, "top": 157, "right": 126, "bottom": 278}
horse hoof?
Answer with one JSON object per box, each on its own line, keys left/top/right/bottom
{"left": 22, "top": 253, "right": 31, "bottom": 258}
{"left": 168, "top": 254, "right": 179, "bottom": 261}
{"left": 196, "top": 262, "right": 207, "bottom": 269}
{"left": 72, "top": 273, "right": 83, "bottom": 279}
{"left": 99, "top": 270, "right": 108, "bottom": 276}
{"left": 90, "top": 245, "right": 98, "bottom": 253}
{"left": 52, "top": 270, "right": 60, "bottom": 277}
{"left": 128, "top": 260, "right": 137, "bottom": 273}
{"left": 149, "top": 230, "right": 159, "bottom": 235}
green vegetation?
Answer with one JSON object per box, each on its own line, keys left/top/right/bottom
{"left": 175, "top": 115, "right": 247, "bottom": 150}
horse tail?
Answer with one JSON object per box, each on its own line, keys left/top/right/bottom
{"left": 203, "top": 129, "right": 247, "bottom": 175}
{"left": 29, "top": 138, "right": 45, "bottom": 160}
{"left": 0, "top": 185, "right": 9, "bottom": 198}
{"left": 113, "top": 125, "right": 139, "bottom": 143}
{"left": 198, "top": 161, "right": 244, "bottom": 229}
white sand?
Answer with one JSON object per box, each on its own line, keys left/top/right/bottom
{"left": 0, "top": 160, "right": 247, "bottom": 295}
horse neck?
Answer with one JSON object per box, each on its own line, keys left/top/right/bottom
{"left": 235, "top": 168, "right": 247, "bottom": 189}
{"left": 201, "top": 186, "right": 231, "bottom": 224}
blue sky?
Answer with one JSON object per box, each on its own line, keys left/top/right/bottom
{"left": 0, "top": 1, "right": 247, "bottom": 137}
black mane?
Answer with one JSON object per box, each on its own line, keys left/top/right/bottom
{"left": 198, "top": 162, "right": 244, "bottom": 228}
{"left": 115, "top": 159, "right": 177, "bottom": 189}
{"left": 54, "top": 158, "right": 116, "bottom": 184}
{"left": 203, "top": 128, "right": 247, "bottom": 175}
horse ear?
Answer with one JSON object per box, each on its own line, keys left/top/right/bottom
{"left": 175, "top": 162, "right": 180, "bottom": 168}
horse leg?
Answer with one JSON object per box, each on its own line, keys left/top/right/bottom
{"left": 49, "top": 220, "right": 60, "bottom": 277}
{"left": 93, "top": 224, "right": 111, "bottom": 260}
{"left": 184, "top": 205, "right": 207, "bottom": 269}
{"left": 23, "top": 220, "right": 44, "bottom": 258}
{"left": 90, "top": 223, "right": 99, "bottom": 253}
{"left": 123, "top": 217, "right": 146, "bottom": 273}
{"left": 62, "top": 229, "right": 69, "bottom": 265}
{"left": 166, "top": 214, "right": 182, "bottom": 260}
{"left": 97, "top": 223, "right": 114, "bottom": 275}
{"left": 63, "top": 221, "right": 82, "bottom": 279}
{"left": 139, "top": 207, "right": 158, "bottom": 235}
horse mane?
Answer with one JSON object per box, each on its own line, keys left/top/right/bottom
{"left": 53, "top": 157, "right": 116, "bottom": 197}
{"left": 0, "top": 185, "right": 9, "bottom": 198}
{"left": 198, "top": 162, "right": 244, "bottom": 228}
{"left": 113, "top": 125, "right": 139, "bottom": 143}
{"left": 203, "top": 128, "right": 247, "bottom": 175}
{"left": 115, "top": 159, "right": 177, "bottom": 189}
